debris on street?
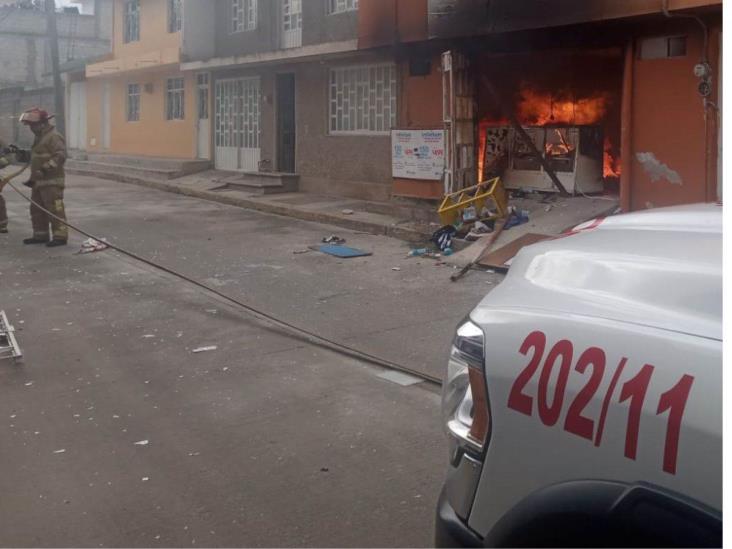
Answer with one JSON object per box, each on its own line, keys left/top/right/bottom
{"left": 317, "top": 245, "right": 372, "bottom": 259}
{"left": 192, "top": 346, "right": 218, "bottom": 354}
{"left": 322, "top": 235, "right": 346, "bottom": 245}
{"left": 76, "top": 237, "right": 110, "bottom": 255}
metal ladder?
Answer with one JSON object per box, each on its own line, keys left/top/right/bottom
{"left": 0, "top": 310, "right": 22, "bottom": 363}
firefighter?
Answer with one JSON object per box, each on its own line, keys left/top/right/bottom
{"left": 18, "top": 108, "right": 68, "bottom": 247}
{"left": 0, "top": 137, "right": 12, "bottom": 234}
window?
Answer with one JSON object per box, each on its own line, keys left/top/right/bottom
{"left": 166, "top": 78, "right": 185, "bottom": 120}
{"left": 639, "top": 36, "right": 687, "bottom": 59}
{"left": 329, "top": 64, "right": 397, "bottom": 134}
{"left": 197, "top": 74, "right": 209, "bottom": 120}
{"left": 283, "top": 0, "right": 302, "bottom": 32}
{"left": 328, "top": 0, "right": 358, "bottom": 14}
{"left": 231, "top": 0, "right": 257, "bottom": 32}
{"left": 168, "top": 0, "right": 182, "bottom": 33}
{"left": 123, "top": 0, "right": 140, "bottom": 43}
{"left": 127, "top": 83, "right": 140, "bottom": 122}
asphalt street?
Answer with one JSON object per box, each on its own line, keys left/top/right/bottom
{"left": 0, "top": 176, "right": 497, "bottom": 547}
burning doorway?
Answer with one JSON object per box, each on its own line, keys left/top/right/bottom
{"left": 476, "top": 49, "right": 623, "bottom": 196}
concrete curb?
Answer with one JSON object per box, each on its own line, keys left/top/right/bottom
{"left": 67, "top": 169, "right": 432, "bottom": 243}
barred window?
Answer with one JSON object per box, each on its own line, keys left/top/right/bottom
{"left": 328, "top": 0, "right": 358, "bottom": 14}
{"left": 168, "top": 0, "right": 182, "bottom": 33}
{"left": 166, "top": 78, "right": 185, "bottom": 120}
{"left": 231, "top": 0, "right": 257, "bottom": 32}
{"left": 329, "top": 64, "right": 397, "bottom": 134}
{"left": 123, "top": 0, "right": 140, "bottom": 43}
{"left": 127, "top": 83, "right": 140, "bottom": 122}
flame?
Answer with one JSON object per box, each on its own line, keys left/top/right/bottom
{"left": 516, "top": 87, "right": 609, "bottom": 126}
{"left": 603, "top": 136, "right": 621, "bottom": 178}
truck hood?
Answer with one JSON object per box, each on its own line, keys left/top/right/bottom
{"left": 472, "top": 203, "right": 722, "bottom": 340}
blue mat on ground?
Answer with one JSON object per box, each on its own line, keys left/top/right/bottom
{"left": 317, "top": 245, "right": 373, "bottom": 258}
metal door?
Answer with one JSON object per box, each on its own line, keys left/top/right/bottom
{"left": 196, "top": 73, "right": 211, "bottom": 159}
{"left": 214, "top": 77, "right": 260, "bottom": 171}
{"left": 276, "top": 73, "right": 296, "bottom": 173}
{"left": 281, "top": 0, "right": 302, "bottom": 49}
{"left": 442, "top": 51, "right": 476, "bottom": 193}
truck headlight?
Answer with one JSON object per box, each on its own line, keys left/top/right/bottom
{"left": 441, "top": 319, "right": 491, "bottom": 456}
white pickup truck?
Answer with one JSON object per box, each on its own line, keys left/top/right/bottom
{"left": 437, "top": 204, "right": 722, "bottom": 547}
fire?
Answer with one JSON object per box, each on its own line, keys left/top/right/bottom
{"left": 603, "top": 136, "right": 621, "bottom": 178}
{"left": 516, "top": 87, "right": 609, "bottom": 126}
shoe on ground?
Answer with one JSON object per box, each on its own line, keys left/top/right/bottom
{"left": 23, "top": 237, "right": 47, "bottom": 245}
{"left": 46, "top": 239, "right": 68, "bottom": 248}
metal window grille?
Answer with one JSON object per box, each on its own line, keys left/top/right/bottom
{"left": 328, "top": 0, "right": 358, "bottom": 14}
{"left": 124, "top": 0, "right": 140, "bottom": 43}
{"left": 127, "top": 83, "right": 140, "bottom": 121}
{"left": 166, "top": 78, "right": 185, "bottom": 120}
{"left": 231, "top": 0, "right": 257, "bottom": 32}
{"left": 329, "top": 64, "right": 397, "bottom": 134}
{"left": 282, "top": 0, "right": 302, "bottom": 31}
{"left": 215, "top": 78, "right": 260, "bottom": 149}
{"left": 197, "top": 74, "right": 210, "bottom": 120}
{"left": 168, "top": 0, "right": 182, "bottom": 32}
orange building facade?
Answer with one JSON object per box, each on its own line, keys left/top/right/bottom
{"left": 85, "top": 0, "right": 200, "bottom": 159}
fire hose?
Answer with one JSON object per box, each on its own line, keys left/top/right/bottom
{"left": 1, "top": 168, "right": 442, "bottom": 385}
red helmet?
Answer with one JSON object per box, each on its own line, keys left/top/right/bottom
{"left": 19, "top": 108, "right": 54, "bottom": 125}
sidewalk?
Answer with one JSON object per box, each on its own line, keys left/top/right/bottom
{"left": 65, "top": 167, "right": 437, "bottom": 243}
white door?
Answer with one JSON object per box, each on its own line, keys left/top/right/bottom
{"left": 68, "top": 81, "right": 87, "bottom": 150}
{"left": 101, "top": 81, "right": 111, "bottom": 149}
{"left": 281, "top": 0, "right": 302, "bottom": 49}
{"left": 196, "top": 73, "right": 211, "bottom": 159}
{"left": 215, "top": 77, "right": 260, "bottom": 171}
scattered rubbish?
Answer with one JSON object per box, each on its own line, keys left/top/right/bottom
{"left": 53, "top": 449, "right": 66, "bottom": 454}
{"left": 504, "top": 208, "right": 530, "bottom": 230}
{"left": 392, "top": 267, "right": 401, "bottom": 271}
{"left": 317, "top": 245, "right": 372, "bottom": 259}
{"left": 342, "top": 209, "right": 355, "bottom": 215}
{"left": 134, "top": 440, "right": 150, "bottom": 446}
{"left": 142, "top": 334, "right": 155, "bottom": 339}
{"left": 378, "top": 370, "right": 424, "bottom": 387}
{"left": 431, "top": 225, "right": 457, "bottom": 252}
{"left": 544, "top": 204, "right": 554, "bottom": 213}
{"left": 462, "top": 205, "right": 478, "bottom": 223}
{"left": 443, "top": 248, "right": 454, "bottom": 257}
{"left": 205, "top": 309, "right": 218, "bottom": 314}
{"left": 192, "top": 346, "right": 218, "bottom": 354}
{"left": 142, "top": 477, "right": 150, "bottom": 482}
{"left": 320, "top": 467, "right": 330, "bottom": 473}
{"left": 292, "top": 249, "right": 312, "bottom": 255}
{"left": 188, "top": 452, "right": 201, "bottom": 457}
{"left": 321, "top": 235, "right": 346, "bottom": 245}
{"left": 408, "top": 248, "right": 429, "bottom": 257}
{"left": 76, "top": 238, "right": 109, "bottom": 255}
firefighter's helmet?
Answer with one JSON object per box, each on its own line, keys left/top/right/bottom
{"left": 19, "top": 108, "right": 53, "bottom": 125}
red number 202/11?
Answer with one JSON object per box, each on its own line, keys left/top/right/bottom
{"left": 507, "top": 331, "right": 694, "bottom": 475}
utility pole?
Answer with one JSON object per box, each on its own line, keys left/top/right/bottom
{"left": 44, "top": 0, "right": 65, "bottom": 136}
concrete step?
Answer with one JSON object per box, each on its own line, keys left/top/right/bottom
{"left": 66, "top": 160, "right": 181, "bottom": 181}
{"left": 73, "top": 153, "right": 211, "bottom": 175}
{"left": 221, "top": 171, "right": 299, "bottom": 195}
